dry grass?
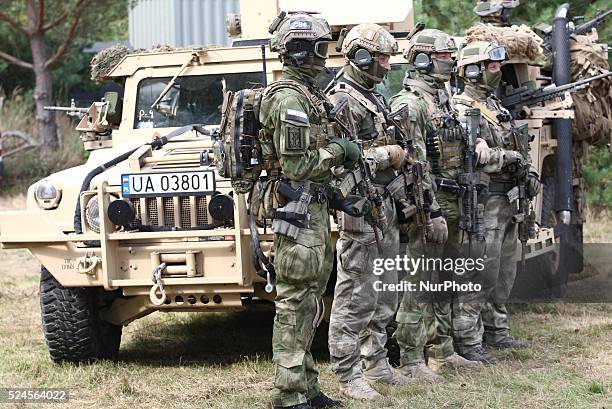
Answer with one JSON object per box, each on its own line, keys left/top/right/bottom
{"left": 0, "top": 249, "right": 610, "bottom": 409}
{"left": 584, "top": 208, "right": 612, "bottom": 243}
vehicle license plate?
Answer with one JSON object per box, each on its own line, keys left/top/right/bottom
{"left": 121, "top": 171, "right": 216, "bottom": 197}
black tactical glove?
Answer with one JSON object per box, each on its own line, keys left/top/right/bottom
{"left": 329, "top": 193, "right": 372, "bottom": 217}
{"left": 330, "top": 138, "right": 361, "bottom": 168}
{"left": 526, "top": 172, "right": 541, "bottom": 198}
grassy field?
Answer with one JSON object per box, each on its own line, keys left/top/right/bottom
{"left": 0, "top": 247, "right": 610, "bottom": 409}
{"left": 0, "top": 194, "right": 610, "bottom": 408}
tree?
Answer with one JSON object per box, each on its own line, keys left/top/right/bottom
{"left": 0, "top": 0, "right": 92, "bottom": 153}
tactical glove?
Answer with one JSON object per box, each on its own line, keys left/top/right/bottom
{"left": 475, "top": 138, "right": 491, "bottom": 165}
{"left": 526, "top": 172, "right": 541, "bottom": 198}
{"left": 329, "top": 193, "right": 372, "bottom": 217}
{"left": 330, "top": 138, "right": 361, "bottom": 168}
{"left": 428, "top": 215, "right": 448, "bottom": 244}
{"left": 502, "top": 150, "right": 524, "bottom": 166}
{"left": 385, "top": 145, "right": 406, "bottom": 170}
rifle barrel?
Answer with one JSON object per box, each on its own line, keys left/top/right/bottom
{"left": 575, "top": 8, "right": 612, "bottom": 35}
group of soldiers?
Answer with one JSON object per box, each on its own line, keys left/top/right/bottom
{"left": 259, "top": 2, "right": 541, "bottom": 408}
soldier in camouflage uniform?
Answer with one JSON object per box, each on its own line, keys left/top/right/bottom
{"left": 452, "top": 41, "right": 541, "bottom": 363}
{"left": 389, "top": 29, "right": 483, "bottom": 379}
{"left": 326, "top": 24, "right": 412, "bottom": 401}
{"left": 260, "top": 12, "right": 361, "bottom": 409}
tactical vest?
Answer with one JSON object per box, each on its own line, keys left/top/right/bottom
{"left": 405, "top": 79, "right": 466, "bottom": 175}
{"left": 329, "top": 78, "right": 395, "bottom": 149}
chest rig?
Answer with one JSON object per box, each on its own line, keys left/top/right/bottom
{"left": 409, "top": 80, "right": 465, "bottom": 174}
{"left": 452, "top": 93, "right": 518, "bottom": 151}
{"left": 329, "top": 78, "right": 395, "bottom": 149}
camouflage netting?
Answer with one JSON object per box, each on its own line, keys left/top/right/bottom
{"left": 465, "top": 24, "right": 543, "bottom": 61}
{"left": 90, "top": 44, "right": 188, "bottom": 84}
{"left": 90, "top": 44, "right": 130, "bottom": 83}
{"left": 569, "top": 30, "right": 612, "bottom": 145}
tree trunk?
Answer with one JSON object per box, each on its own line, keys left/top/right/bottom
{"left": 30, "top": 32, "right": 58, "bottom": 154}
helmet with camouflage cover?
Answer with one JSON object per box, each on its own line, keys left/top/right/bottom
{"left": 457, "top": 40, "right": 508, "bottom": 91}
{"left": 269, "top": 12, "right": 332, "bottom": 71}
{"left": 340, "top": 23, "right": 398, "bottom": 84}
{"left": 403, "top": 28, "right": 457, "bottom": 81}
{"left": 473, "top": 0, "right": 519, "bottom": 25}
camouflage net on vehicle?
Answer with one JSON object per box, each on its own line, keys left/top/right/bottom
{"left": 569, "top": 30, "right": 612, "bottom": 145}
{"left": 90, "top": 44, "right": 130, "bottom": 83}
{"left": 465, "top": 23, "right": 544, "bottom": 61}
{"left": 90, "top": 44, "right": 185, "bottom": 83}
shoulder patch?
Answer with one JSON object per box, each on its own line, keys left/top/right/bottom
{"left": 286, "top": 109, "right": 309, "bottom": 124}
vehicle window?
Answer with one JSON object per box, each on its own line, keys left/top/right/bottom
{"left": 134, "top": 72, "right": 264, "bottom": 129}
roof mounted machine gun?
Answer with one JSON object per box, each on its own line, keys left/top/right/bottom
{"left": 328, "top": 97, "right": 386, "bottom": 255}
{"left": 458, "top": 108, "right": 489, "bottom": 256}
{"left": 574, "top": 8, "right": 612, "bottom": 35}
{"left": 43, "top": 99, "right": 89, "bottom": 118}
{"left": 501, "top": 71, "right": 612, "bottom": 120}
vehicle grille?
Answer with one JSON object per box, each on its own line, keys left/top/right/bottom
{"left": 130, "top": 196, "right": 210, "bottom": 228}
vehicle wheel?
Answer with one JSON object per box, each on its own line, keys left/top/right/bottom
{"left": 40, "top": 267, "right": 122, "bottom": 363}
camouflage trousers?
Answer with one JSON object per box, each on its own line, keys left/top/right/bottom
{"left": 272, "top": 201, "right": 334, "bottom": 407}
{"left": 395, "top": 191, "right": 458, "bottom": 366}
{"left": 453, "top": 194, "right": 518, "bottom": 350}
{"left": 328, "top": 196, "right": 399, "bottom": 382}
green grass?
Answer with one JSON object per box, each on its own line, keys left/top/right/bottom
{"left": 0, "top": 249, "right": 611, "bottom": 409}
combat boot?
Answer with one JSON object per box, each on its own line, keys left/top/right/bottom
{"left": 338, "top": 377, "right": 382, "bottom": 401}
{"left": 363, "top": 359, "right": 416, "bottom": 385}
{"left": 459, "top": 345, "right": 497, "bottom": 364}
{"left": 485, "top": 335, "right": 529, "bottom": 350}
{"left": 428, "top": 352, "right": 484, "bottom": 372}
{"left": 307, "top": 391, "right": 343, "bottom": 408}
{"left": 399, "top": 362, "right": 445, "bottom": 383}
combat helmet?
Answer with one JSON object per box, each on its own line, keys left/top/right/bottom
{"left": 456, "top": 41, "right": 507, "bottom": 91}
{"left": 403, "top": 28, "right": 457, "bottom": 81}
{"left": 473, "top": 0, "right": 519, "bottom": 25}
{"left": 269, "top": 11, "right": 332, "bottom": 70}
{"left": 339, "top": 23, "right": 398, "bottom": 83}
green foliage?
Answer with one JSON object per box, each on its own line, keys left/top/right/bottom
{"left": 582, "top": 145, "right": 612, "bottom": 212}
{"left": 0, "top": 0, "right": 129, "bottom": 98}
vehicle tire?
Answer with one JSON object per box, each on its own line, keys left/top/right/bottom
{"left": 40, "top": 267, "right": 122, "bottom": 363}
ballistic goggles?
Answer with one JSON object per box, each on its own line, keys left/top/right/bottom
{"left": 487, "top": 46, "right": 506, "bottom": 61}
{"left": 286, "top": 39, "right": 329, "bottom": 59}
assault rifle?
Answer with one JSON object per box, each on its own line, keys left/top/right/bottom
{"left": 329, "top": 97, "right": 385, "bottom": 255}
{"left": 574, "top": 8, "right": 612, "bottom": 35}
{"left": 506, "top": 125, "right": 537, "bottom": 274}
{"left": 501, "top": 71, "right": 612, "bottom": 120}
{"left": 457, "top": 108, "right": 488, "bottom": 256}
{"left": 411, "top": 161, "right": 432, "bottom": 250}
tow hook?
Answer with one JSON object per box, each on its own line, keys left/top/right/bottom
{"left": 76, "top": 252, "right": 100, "bottom": 275}
{"left": 149, "top": 262, "right": 168, "bottom": 306}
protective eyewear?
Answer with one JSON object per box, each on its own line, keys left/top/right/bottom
{"left": 286, "top": 40, "right": 329, "bottom": 59}
{"left": 487, "top": 46, "right": 506, "bottom": 61}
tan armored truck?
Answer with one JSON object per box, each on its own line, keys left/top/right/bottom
{"left": 0, "top": 0, "right": 416, "bottom": 362}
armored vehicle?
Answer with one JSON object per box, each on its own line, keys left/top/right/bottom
{"left": 0, "top": 0, "right": 416, "bottom": 362}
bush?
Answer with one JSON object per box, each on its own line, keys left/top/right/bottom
{"left": 0, "top": 90, "right": 88, "bottom": 195}
{"left": 582, "top": 145, "right": 612, "bottom": 213}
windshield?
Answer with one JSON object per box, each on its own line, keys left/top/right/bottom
{"left": 134, "top": 72, "right": 264, "bottom": 129}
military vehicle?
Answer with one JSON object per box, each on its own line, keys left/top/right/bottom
{"left": 0, "top": 0, "right": 606, "bottom": 363}
{"left": 0, "top": 0, "right": 416, "bottom": 362}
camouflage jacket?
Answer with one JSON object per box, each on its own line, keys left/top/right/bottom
{"left": 259, "top": 67, "right": 344, "bottom": 184}
{"left": 327, "top": 70, "right": 397, "bottom": 185}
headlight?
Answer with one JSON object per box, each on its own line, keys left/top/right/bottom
{"left": 85, "top": 195, "right": 100, "bottom": 233}
{"left": 35, "top": 181, "right": 61, "bottom": 209}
